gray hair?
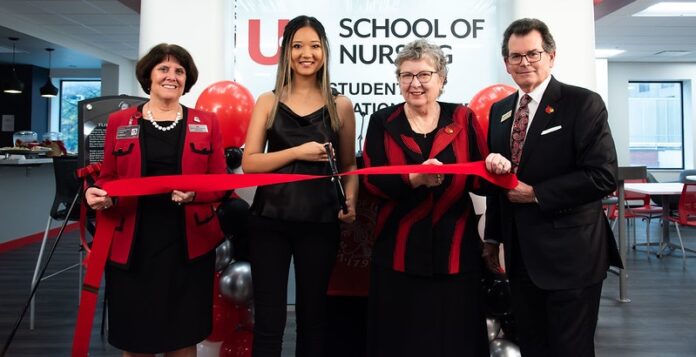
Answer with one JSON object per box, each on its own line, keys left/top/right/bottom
{"left": 394, "top": 39, "right": 448, "bottom": 87}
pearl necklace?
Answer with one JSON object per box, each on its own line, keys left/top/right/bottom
{"left": 144, "top": 105, "right": 183, "bottom": 132}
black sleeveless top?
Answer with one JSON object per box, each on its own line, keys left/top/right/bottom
{"left": 250, "top": 102, "right": 340, "bottom": 223}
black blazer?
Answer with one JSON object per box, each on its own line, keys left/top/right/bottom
{"left": 485, "top": 76, "right": 623, "bottom": 290}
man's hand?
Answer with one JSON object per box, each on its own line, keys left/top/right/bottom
{"left": 485, "top": 153, "right": 512, "bottom": 175}
{"left": 507, "top": 180, "right": 537, "bottom": 203}
{"left": 482, "top": 242, "right": 503, "bottom": 273}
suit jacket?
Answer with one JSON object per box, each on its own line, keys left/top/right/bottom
{"left": 95, "top": 105, "right": 227, "bottom": 266}
{"left": 485, "top": 76, "right": 622, "bottom": 290}
{"left": 363, "top": 102, "right": 489, "bottom": 276}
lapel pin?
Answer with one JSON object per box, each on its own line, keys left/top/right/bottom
{"left": 194, "top": 116, "right": 200, "bottom": 122}
{"left": 501, "top": 110, "right": 512, "bottom": 122}
{"left": 445, "top": 127, "right": 454, "bottom": 134}
{"left": 545, "top": 105, "right": 555, "bottom": 114}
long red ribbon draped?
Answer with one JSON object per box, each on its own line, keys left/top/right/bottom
{"left": 100, "top": 161, "right": 518, "bottom": 197}
{"left": 72, "top": 161, "right": 516, "bottom": 356}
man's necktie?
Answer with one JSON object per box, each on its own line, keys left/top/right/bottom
{"left": 510, "top": 94, "right": 531, "bottom": 173}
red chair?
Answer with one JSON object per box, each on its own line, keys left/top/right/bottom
{"left": 607, "top": 179, "right": 663, "bottom": 258}
{"left": 666, "top": 182, "right": 696, "bottom": 267}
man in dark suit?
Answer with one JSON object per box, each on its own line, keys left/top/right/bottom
{"left": 483, "top": 18, "right": 623, "bottom": 357}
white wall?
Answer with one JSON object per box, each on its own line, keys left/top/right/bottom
{"left": 607, "top": 62, "right": 696, "bottom": 181}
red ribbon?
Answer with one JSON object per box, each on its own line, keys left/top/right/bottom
{"left": 101, "top": 161, "right": 517, "bottom": 197}
{"left": 72, "top": 160, "right": 516, "bottom": 356}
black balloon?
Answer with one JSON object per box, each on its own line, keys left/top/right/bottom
{"left": 217, "top": 197, "right": 249, "bottom": 237}
{"left": 216, "top": 197, "right": 250, "bottom": 261}
{"left": 225, "top": 146, "right": 244, "bottom": 171}
{"left": 483, "top": 272, "right": 513, "bottom": 317}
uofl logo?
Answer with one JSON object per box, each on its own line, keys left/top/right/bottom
{"left": 248, "top": 19, "right": 289, "bottom": 65}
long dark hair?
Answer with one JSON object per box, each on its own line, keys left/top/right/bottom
{"left": 267, "top": 15, "right": 340, "bottom": 131}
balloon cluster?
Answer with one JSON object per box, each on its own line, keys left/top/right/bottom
{"left": 483, "top": 271, "right": 520, "bottom": 356}
{"left": 206, "top": 198, "right": 252, "bottom": 356}
{"left": 194, "top": 80, "right": 256, "bottom": 356}
{"left": 199, "top": 239, "right": 254, "bottom": 357}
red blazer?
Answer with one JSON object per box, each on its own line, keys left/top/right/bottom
{"left": 95, "top": 105, "right": 228, "bottom": 265}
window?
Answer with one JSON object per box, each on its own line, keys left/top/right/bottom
{"left": 628, "top": 81, "right": 683, "bottom": 169}
{"left": 59, "top": 80, "right": 101, "bottom": 153}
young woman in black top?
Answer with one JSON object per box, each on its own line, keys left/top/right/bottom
{"left": 241, "top": 15, "right": 357, "bottom": 357}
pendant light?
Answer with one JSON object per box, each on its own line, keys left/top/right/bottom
{"left": 3, "top": 37, "right": 24, "bottom": 94}
{"left": 40, "top": 48, "right": 58, "bottom": 98}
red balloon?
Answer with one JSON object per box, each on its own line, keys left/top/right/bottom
{"left": 220, "top": 330, "right": 254, "bottom": 357}
{"left": 196, "top": 80, "right": 255, "bottom": 148}
{"left": 469, "top": 84, "right": 516, "bottom": 137}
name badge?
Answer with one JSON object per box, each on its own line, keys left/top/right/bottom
{"left": 116, "top": 125, "right": 140, "bottom": 139}
{"left": 500, "top": 111, "right": 512, "bottom": 122}
{"left": 188, "top": 124, "right": 208, "bottom": 133}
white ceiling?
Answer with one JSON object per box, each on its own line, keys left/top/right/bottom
{"left": 594, "top": 0, "right": 696, "bottom": 62}
{"left": 0, "top": 0, "right": 694, "bottom": 70}
{"left": 0, "top": 0, "right": 139, "bottom": 69}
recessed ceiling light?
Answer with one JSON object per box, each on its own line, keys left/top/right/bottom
{"left": 634, "top": 2, "right": 696, "bottom": 17}
{"left": 595, "top": 49, "right": 625, "bottom": 58}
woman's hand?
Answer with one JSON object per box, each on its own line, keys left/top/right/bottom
{"left": 485, "top": 153, "right": 511, "bottom": 175}
{"left": 338, "top": 198, "right": 357, "bottom": 223}
{"left": 85, "top": 187, "right": 113, "bottom": 210}
{"left": 409, "top": 158, "right": 444, "bottom": 188}
{"left": 172, "top": 190, "right": 196, "bottom": 205}
{"left": 293, "top": 141, "right": 329, "bottom": 162}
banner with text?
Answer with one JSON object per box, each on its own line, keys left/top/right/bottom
{"left": 231, "top": 0, "right": 501, "bottom": 148}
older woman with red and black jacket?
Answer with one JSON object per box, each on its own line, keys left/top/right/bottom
{"left": 85, "top": 43, "right": 227, "bottom": 356}
{"left": 362, "top": 39, "right": 510, "bottom": 357}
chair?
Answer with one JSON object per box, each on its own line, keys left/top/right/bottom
{"left": 29, "top": 156, "right": 92, "bottom": 329}
{"left": 607, "top": 178, "right": 663, "bottom": 258}
{"left": 665, "top": 182, "right": 696, "bottom": 268}
{"left": 650, "top": 170, "right": 696, "bottom": 214}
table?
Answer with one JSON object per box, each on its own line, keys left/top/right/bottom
{"left": 0, "top": 157, "right": 53, "bottom": 176}
{"left": 624, "top": 183, "right": 695, "bottom": 258}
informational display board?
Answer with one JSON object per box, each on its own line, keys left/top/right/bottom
{"left": 77, "top": 95, "right": 147, "bottom": 168}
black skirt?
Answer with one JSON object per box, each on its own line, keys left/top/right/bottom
{"left": 104, "top": 120, "right": 214, "bottom": 353}
{"left": 367, "top": 265, "right": 489, "bottom": 357}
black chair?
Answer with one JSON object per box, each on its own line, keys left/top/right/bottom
{"left": 29, "top": 156, "right": 93, "bottom": 329}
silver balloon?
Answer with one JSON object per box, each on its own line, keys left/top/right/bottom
{"left": 486, "top": 317, "right": 501, "bottom": 342}
{"left": 215, "top": 239, "right": 233, "bottom": 271}
{"left": 489, "top": 338, "right": 521, "bottom": 357}
{"left": 219, "top": 261, "right": 253, "bottom": 304}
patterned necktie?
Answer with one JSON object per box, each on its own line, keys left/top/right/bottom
{"left": 510, "top": 94, "right": 531, "bottom": 173}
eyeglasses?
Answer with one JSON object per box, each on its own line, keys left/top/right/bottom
{"left": 398, "top": 71, "right": 437, "bottom": 84}
{"left": 506, "top": 50, "right": 545, "bottom": 65}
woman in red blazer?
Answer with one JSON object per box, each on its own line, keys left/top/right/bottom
{"left": 85, "top": 44, "right": 227, "bottom": 356}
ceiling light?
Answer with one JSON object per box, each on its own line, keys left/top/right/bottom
{"left": 595, "top": 49, "right": 625, "bottom": 58}
{"left": 654, "top": 50, "right": 693, "bottom": 57}
{"left": 40, "top": 48, "right": 58, "bottom": 98}
{"left": 3, "top": 37, "right": 24, "bottom": 94}
{"left": 634, "top": 2, "right": 696, "bottom": 17}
